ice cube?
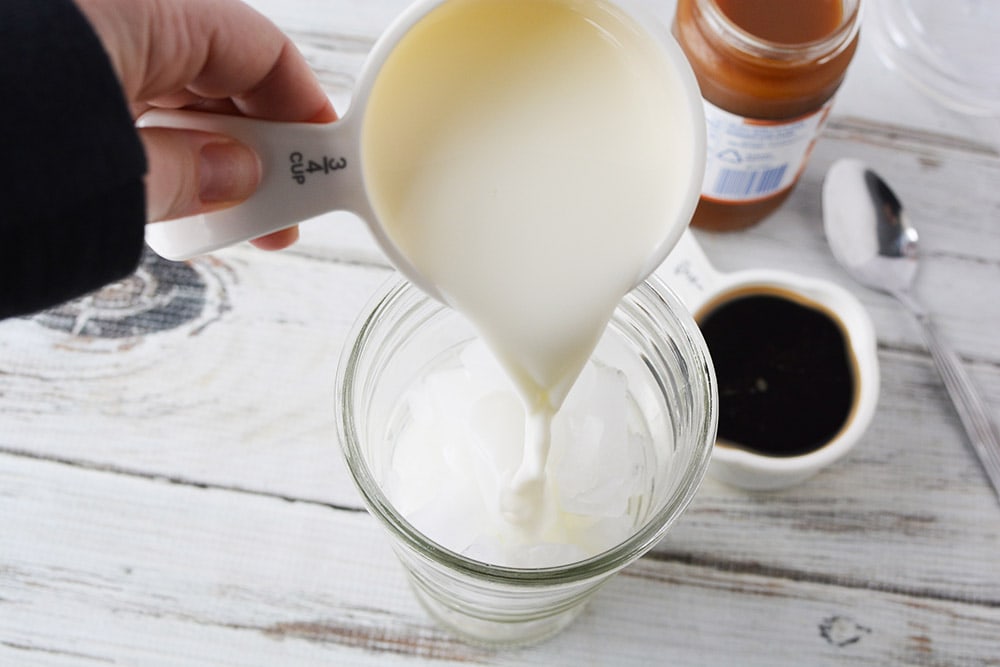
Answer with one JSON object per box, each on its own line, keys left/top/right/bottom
{"left": 425, "top": 367, "right": 477, "bottom": 415}
{"left": 463, "top": 533, "right": 508, "bottom": 566}
{"left": 388, "top": 341, "right": 648, "bottom": 569}
{"left": 468, "top": 390, "right": 524, "bottom": 480}
{"left": 580, "top": 515, "right": 635, "bottom": 553}
{"left": 406, "top": 382, "right": 435, "bottom": 425}
{"left": 548, "top": 363, "right": 641, "bottom": 517}
{"left": 387, "top": 422, "right": 448, "bottom": 515}
{"left": 404, "top": 476, "right": 486, "bottom": 554}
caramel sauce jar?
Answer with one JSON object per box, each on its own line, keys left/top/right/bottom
{"left": 673, "top": 0, "right": 860, "bottom": 231}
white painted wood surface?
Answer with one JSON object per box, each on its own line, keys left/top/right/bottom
{"left": 2, "top": 1, "right": 999, "bottom": 665}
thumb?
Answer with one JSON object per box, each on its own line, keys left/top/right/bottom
{"left": 139, "top": 127, "right": 261, "bottom": 222}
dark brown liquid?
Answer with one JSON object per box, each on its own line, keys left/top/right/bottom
{"left": 714, "top": 0, "right": 843, "bottom": 44}
{"left": 698, "top": 288, "right": 857, "bottom": 457}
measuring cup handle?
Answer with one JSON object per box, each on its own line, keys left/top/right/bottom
{"left": 655, "top": 228, "right": 721, "bottom": 313}
{"left": 138, "top": 109, "right": 366, "bottom": 260}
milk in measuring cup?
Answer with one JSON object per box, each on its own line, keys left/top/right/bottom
{"left": 362, "top": 0, "right": 699, "bottom": 564}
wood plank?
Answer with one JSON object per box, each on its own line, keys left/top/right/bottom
{"left": 657, "top": 341, "right": 1000, "bottom": 598}
{"left": 3, "top": 1, "right": 1000, "bottom": 663}
{"left": 693, "top": 118, "right": 1000, "bottom": 362}
{"left": 3, "top": 341, "right": 995, "bottom": 601}
{"left": 2, "top": 455, "right": 997, "bottom": 666}
{"left": 0, "top": 247, "right": 391, "bottom": 507}
{"left": 1, "top": 118, "right": 998, "bottom": 603}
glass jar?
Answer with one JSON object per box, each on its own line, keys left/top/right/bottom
{"left": 673, "top": 0, "right": 861, "bottom": 231}
{"left": 869, "top": 0, "right": 1000, "bottom": 116}
{"left": 336, "top": 275, "right": 717, "bottom": 646}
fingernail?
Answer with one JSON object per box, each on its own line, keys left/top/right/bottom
{"left": 199, "top": 141, "right": 261, "bottom": 204}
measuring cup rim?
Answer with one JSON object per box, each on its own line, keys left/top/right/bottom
{"left": 349, "top": 0, "right": 708, "bottom": 299}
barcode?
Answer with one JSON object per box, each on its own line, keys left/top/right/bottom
{"left": 713, "top": 165, "right": 789, "bottom": 198}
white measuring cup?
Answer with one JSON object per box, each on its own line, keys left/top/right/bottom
{"left": 139, "top": 0, "right": 706, "bottom": 304}
{"left": 658, "top": 230, "right": 881, "bottom": 490}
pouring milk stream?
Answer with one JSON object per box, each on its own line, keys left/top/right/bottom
{"left": 142, "top": 0, "right": 705, "bottom": 545}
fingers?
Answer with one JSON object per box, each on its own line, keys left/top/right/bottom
{"left": 77, "top": 0, "right": 336, "bottom": 123}
{"left": 249, "top": 227, "right": 300, "bottom": 251}
{"left": 77, "top": 0, "right": 335, "bottom": 247}
{"left": 140, "top": 127, "right": 260, "bottom": 222}
{"left": 170, "top": 0, "right": 335, "bottom": 122}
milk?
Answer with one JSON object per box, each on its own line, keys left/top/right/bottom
{"left": 385, "top": 340, "right": 651, "bottom": 567}
{"left": 361, "top": 0, "right": 698, "bottom": 559}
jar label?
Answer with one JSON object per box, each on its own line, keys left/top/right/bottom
{"left": 700, "top": 100, "right": 833, "bottom": 203}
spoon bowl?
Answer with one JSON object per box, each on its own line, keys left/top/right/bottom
{"left": 822, "top": 158, "right": 1000, "bottom": 504}
{"left": 824, "top": 160, "right": 919, "bottom": 294}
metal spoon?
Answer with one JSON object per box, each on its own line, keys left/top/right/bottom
{"left": 823, "top": 158, "right": 1000, "bottom": 504}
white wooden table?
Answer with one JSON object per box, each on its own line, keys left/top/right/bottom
{"left": 2, "top": 1, "right": 999, "bottom": 664}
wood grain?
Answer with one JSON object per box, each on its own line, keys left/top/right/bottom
{"left": 3, "top": 456, "right": 998, "bottom": 666}
{"left": 2, "top": 0, "right": 999, "bottom": 664}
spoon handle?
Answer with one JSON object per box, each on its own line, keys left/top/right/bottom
{"left": 896, "top": 290, "right": 1000, "bottom": 504}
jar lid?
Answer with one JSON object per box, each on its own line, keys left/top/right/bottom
{"left": 869, "top": 0, "right": 1000, "bottom": 116}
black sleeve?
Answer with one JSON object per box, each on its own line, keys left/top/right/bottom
{"left": 0, "top": 0, "right": 148, "bottom": 320}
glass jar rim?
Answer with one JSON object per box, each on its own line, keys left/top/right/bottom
{"left": 694, "top": 0, "right": 862, "bottom": 64}
{"left": 336, "top": 275, "right": 717, "bottom": 586}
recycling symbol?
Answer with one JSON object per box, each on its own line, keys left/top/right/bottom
{"left": 717, "top": 149, "right": 742, "bottom": 164}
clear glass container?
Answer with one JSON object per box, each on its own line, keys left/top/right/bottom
{"left": 336, "top": 275, "right": 717, "bottom": 646}
{"left": 868, "top": 0, "right": 1000, "bottom": 117}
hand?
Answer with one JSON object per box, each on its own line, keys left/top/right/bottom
{"left": 75, "top": 0, "right": 337, "bottom": 250}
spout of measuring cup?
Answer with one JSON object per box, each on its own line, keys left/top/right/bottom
{"left": 138, "top": 109, "right": 367, "bottom": 261}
